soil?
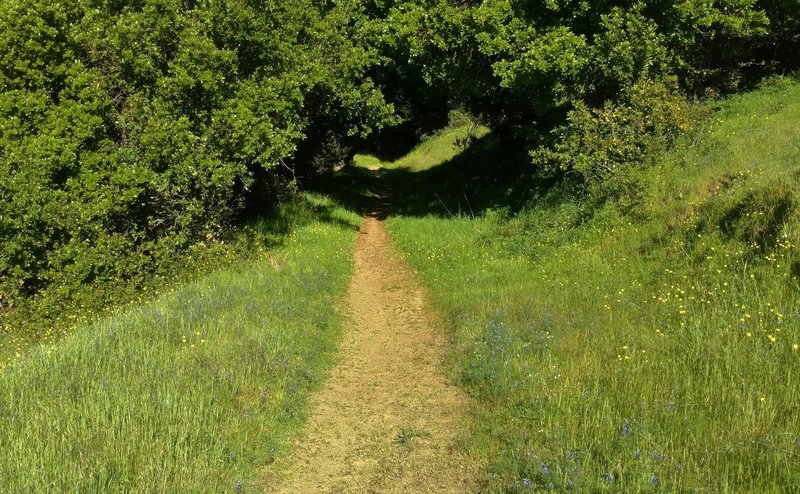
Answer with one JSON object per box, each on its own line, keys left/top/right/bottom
{"left": 262, "top": 179, "right": 482, "bottom": 493}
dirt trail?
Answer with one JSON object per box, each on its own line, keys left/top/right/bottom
{"left": 263, "top": 184, "right": 481, "bottom": 493}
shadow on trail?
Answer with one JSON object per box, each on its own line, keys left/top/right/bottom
{"left": 312, "top": 132, "right": 549, "bottom": 220}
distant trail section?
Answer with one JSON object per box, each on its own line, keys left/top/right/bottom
{"left": 263, "top": 180, "right": 481, "bottom": 493}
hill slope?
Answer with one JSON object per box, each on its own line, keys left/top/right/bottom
{"left": 0, "top": 195, "right": 359, "bottom": 492}
{"left": 382, "top": 76, "right": 800, "bottom": 492}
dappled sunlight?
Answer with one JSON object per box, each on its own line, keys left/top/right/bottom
{"left": 315, "top": 121, "right": 536, "bottom": 221}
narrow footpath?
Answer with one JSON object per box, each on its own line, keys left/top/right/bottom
{"left": 263, "top": 184, "right": 481, "bottom": 493}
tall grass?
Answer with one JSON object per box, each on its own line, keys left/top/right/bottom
{"left": 384, "top": 77, "right": 800, "bottom": 492}
{"left": 0, "top": 199, "right": 331, "bottom": 369}
{"left": 0, "top": 194, "right": 359, "bottom": 492}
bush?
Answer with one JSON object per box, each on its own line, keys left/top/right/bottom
{"left": 533, "top": 79, "right": 699, "bottom": 184}
{"left": 0, "top": 0, "right": 396, "bottom": 331}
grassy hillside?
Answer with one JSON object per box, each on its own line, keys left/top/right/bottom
{"left": 0, "top": 194, "right": 359, "bottom": 492}
{"left": 0, "top": 204, "right": 336, "bottom": 370}
{"left": 382, "top": 76, "right": 800, "bottom": 492}
{"left": 0, "top": 227, "right": 278, "bottom": 369}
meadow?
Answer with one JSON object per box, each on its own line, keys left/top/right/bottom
{"left": 380, "top": 76, "right": 800, "bottom": 492}
{"left": 0, "top": 194, "right": 359, "bottom": 492}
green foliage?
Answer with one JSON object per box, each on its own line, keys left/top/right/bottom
{"left": 589, "top": 5, "right": 674, "bottom": 97}
{"left": 759, "top": 0, "right": 800, "bottom": 66}
{"left": 370, "top": 0, "right": 797, "bottom": 187}
{"left": 488, "top": 25, "right": 588, "bottom": 116}
{"left": 668, "top": 0, "right": 770, "bottom": 89}
{"left": 0, "top": 0, "right": 396, "bottom": 333}
{"left": 2, "top": 0, "right": 797, "bottom": 334}
{"left": 534, "top": 78, "right": 699, "bottom": 184}
{"left": 1, "top": 0, "right": 798, "bottom": 487}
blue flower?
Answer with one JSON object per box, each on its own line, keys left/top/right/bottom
{"left": 541, "top": 463, "right": 549, "bottom": 475}
{"left": 566, "top": 479, "right": 574, "bottom": 488}
{"left": 622, "top": 419, "right": 633, "bottom": 437}
{"left": 605, "top": 472, "right": 614, "bottom": 483}
{"left": 235, "top": 480, "right": 243, "bottom": 492}
{"left": 522, "top": 478, "right": 531, "bottom": 488}
{"left": 650, "top": 474, "right": 659, "bottom": 486}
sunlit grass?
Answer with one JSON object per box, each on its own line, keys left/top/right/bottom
{"left": 385, "top": 76, "right": 800, "bottom": 492}
{"left": 0, "top": 197, "right": 338, "bottom": 369}
{"left": 354, "top": 120, "right": 490, "bottom": 173}
{"left": 0, "top": 193, "right": 360, "bottom": 492}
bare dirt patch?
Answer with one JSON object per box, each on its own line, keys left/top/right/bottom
{"left": 262, "top": 202, "right": 482, "bottom": 492}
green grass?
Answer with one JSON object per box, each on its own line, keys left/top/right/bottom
{"left": 3, "top": 74, "right": 798, "bottom": 492}
{"left": 0, "top": 193, "right": 360, "bottom": 492}
{"left": 0, "top": 202, "right": 320, "bottom": 369}
{"left": 381, "top": 76, "right": 800, "bottom": 492}
{"left": 355, "top": 121, "right": 490, "bottom": 172}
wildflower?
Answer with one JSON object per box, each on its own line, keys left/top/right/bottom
{"left": 650, "top": 474, "right": 659, "bottom": 486}
{"left": 760, "top": 396, "right": 766, "bottom": 403}
{"left": 622, "top": 419, "right": 633, "bottom": 437}
{"left": 566, "top": 479, "right": 574, "bottom": 488}
{"left": 605, "top": 472, "right": 614, "bottom": 483}
{"left": 235, "top": 480, "right": 243, "bottom": 492}
{"left": 633, "top": 449, "right": 641, "bottom": 459}
{"left": 793, "top": 344, "right": 798, "bottom": 351}
{"left": 522, "top": 478, "right": 532, "bottom": 488}
{"left": 541, "top": 463, "right": 549, "bottom": 475}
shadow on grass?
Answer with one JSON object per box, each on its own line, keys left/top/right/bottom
{"left": 240, "top": 193, "right": 362, "bottom": 257}
{"left": 355, "top": 116, "right": 451, "bottom": 164}
{"left": 311, "top": 132, "right": 552, "bottom": 220}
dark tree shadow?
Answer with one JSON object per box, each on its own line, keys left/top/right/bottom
{"left": 311, "top": 131, "right": 553, "bottom": 221}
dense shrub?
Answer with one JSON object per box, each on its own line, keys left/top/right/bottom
{"left": 0, "top": 0, "right": 395, "bottom": 323}
{"left": 533, "top": 79, "right": 697, "bottom": 183}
